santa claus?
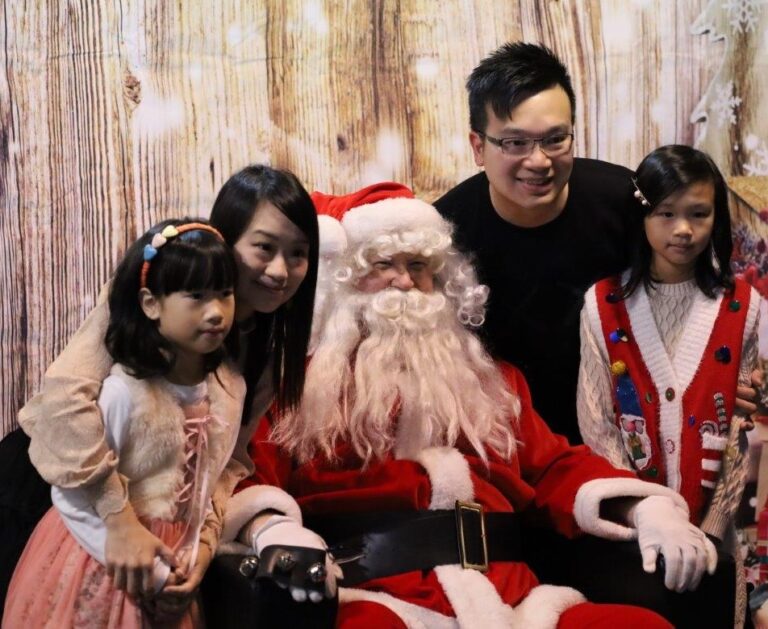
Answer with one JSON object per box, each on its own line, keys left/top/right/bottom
{"left": 220, "top": 183, "right": 718, "bottom": 628}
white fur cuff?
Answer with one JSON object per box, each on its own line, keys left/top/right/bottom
{"left": 573, "top": 477, "right": 689, "bottom": 540}
{"left": 219, "top": 485, "right": 302, "bottom": 545}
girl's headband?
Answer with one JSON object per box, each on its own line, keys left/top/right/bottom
{"left": 140, "top": 222, "right": 225, "bottom": 289}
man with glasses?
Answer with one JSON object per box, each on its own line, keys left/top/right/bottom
{"left": 434, "top": 43, "right": 740, "bottom": 624}
{"left": 435, "top": 42, "right": 640, "bottom": 445}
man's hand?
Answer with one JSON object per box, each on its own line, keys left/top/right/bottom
{"left": 755, "top": 600, "right": 768, "bottom": 629}
{"left": 104, "top": 503, "right": 178, "bottom": 598}
{"left": 246, "top": 514, "right": 342, "bottom": 602}
{"left": 736, "top": 368, "right": 764, "bottom": 415}
{"left": 632, "top": 495, "right": 717, "bottom": 592}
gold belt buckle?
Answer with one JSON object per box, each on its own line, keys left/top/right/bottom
{"left": 455, "top": 500, "right": 488, "bottom": 572}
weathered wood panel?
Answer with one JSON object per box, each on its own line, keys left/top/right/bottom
{"left": 1, "top": 0, "right": 762, "bottom": 436}
{"left": 693, "top": 0, "right": 768, "bottom": 177}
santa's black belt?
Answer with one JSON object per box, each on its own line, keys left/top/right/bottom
{"left": 303, "top": 501, "right": 521, "bottom": 586}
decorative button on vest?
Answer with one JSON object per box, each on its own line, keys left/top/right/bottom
{"left": 611, "top": 360, "right": 627, "bottom": 376}
{"left": 729, "top": 300, "right": 741, "bottom": 312}
{"left": 714, "top": 346, "right": 731, "bottom": 364}
{"left": 609, "top": 328, "right": 629, "bottom": 343}
{"left": 665, "top": 387, "right": 675, "bottom": 401}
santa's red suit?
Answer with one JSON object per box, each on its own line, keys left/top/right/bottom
{"left": 226, "top": 362, "right": 679, "bottom": 628}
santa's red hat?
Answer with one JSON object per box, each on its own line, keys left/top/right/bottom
{"left": 311, "top": 182, "right": 451, "bottom": 256}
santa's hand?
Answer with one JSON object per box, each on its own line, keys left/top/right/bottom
{"left": 246, "top": 514, "right": 342, "bottom": 602}
{"left": 632, "top": 495, "right": 717, "bottom": 592}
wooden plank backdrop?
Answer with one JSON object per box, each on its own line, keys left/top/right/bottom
{"left": 0, "top": 0, "right": 762, "bottom": 436}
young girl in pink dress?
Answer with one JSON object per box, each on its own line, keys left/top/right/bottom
{"left": 4, "top": 220, "right": 245, "bottom": 627}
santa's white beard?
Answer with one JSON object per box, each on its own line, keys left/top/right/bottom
{"left": 273, "top": 287, "right": 519, "bottom": 465}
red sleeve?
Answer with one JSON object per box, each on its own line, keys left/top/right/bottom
{"left": 235, "top": 409, "right": 294, "bottom": 492}
{"left": 499, "top": 363, "right": 637, "bottom": 537}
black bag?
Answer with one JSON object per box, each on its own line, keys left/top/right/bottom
{"left": 200, "top": 554, "right": 338, "bottom": 628}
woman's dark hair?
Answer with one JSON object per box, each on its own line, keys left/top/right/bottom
{"left": 106, "top": 218, "right": 237, "bottom": 379}
{"left": 209, "top": 164, "right": 319, "bottom": 421}
{"left": 621, "top": 144, "right": 733, "bottom": 299}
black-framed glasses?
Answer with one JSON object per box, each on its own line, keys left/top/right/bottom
{"left": 476, "top": 131, "right": 574, "bottom": 157}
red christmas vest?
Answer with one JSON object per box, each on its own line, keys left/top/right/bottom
{"left": 593, "top": 277, "right": 751, "bottom": 524}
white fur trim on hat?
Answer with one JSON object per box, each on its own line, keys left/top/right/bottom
{"left": 573, "top": 477, "right": 689, "bottom": 541}
{"left": 341, "top": 197, "right": 452, "bottom": 246}
{"left": 318, "top": 214, "right": 348, "bottom": 256}
{"left": 219, "top": 485, "right": 302, "bottom": 549}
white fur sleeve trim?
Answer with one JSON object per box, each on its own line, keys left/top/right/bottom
{"left": 219, "top": 485, "right": 302, "bottom": 546}
{"left": 574, "top": 477, "right": 689, "bottom": 540}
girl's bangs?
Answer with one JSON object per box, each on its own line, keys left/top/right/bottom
{"left": 153, "top": 237, "right": 236, "bottom": 294}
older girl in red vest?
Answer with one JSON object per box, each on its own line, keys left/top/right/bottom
{"left": 577, "top": 145, "right": 759, "bottom": 619}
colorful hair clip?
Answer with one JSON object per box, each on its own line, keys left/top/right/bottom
{"left": 631, "top": 178, "right": 650, "bottom": 207}
{"left": 139, "top": 222, "right": 224, "bottom": 289}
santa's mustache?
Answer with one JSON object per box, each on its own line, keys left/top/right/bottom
{"left": 357, "top": 288, "right": 448, "bottom": 332}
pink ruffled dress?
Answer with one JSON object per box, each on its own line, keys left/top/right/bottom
{"left": 4, "top": 394, "right": 220, "bottom": 629}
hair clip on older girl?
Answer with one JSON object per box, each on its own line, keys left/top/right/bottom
{"left": 140, "top": 222, "right": 224, "bottom": 288}
{"left": 631, "top": 178, "right": 651, "bottom": 207}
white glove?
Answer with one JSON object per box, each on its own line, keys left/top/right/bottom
{"left": 245, "top": 514, "right": 342, "bottom": 603}
{"left": 632, "top": 495, "right": 717, "bottom": 592}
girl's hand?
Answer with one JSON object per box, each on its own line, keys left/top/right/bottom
{"left": 141, "top": 569, "right": 183, "bottom": 620}
{"left": 151, "top": 545, "right": 213, "bottom": 622}
{"left": 104, "top": 503, "right": 178, "bottom": 598}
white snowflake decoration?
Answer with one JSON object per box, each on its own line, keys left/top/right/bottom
{"left": 722, "top": 0, "right": 766, "bottom": 33}
{"left": 743, "top": 135, "right": 768, "bottom": 175}
{"left": 711, "top": 81, "right": 742, "bottom": 127}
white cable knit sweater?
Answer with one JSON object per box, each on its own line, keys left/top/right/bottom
{"left": 577, "top": 279, "right": 760, "bottom": 539}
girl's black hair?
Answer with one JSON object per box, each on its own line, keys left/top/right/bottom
{"left": 106, "top": 218, "right": 237, "bottom": 379}
{"left": 209, "top": 165, "right": 319, "bottom": 422}
{"left": 621, "top": 144, "right": 733, "bottom": 299}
